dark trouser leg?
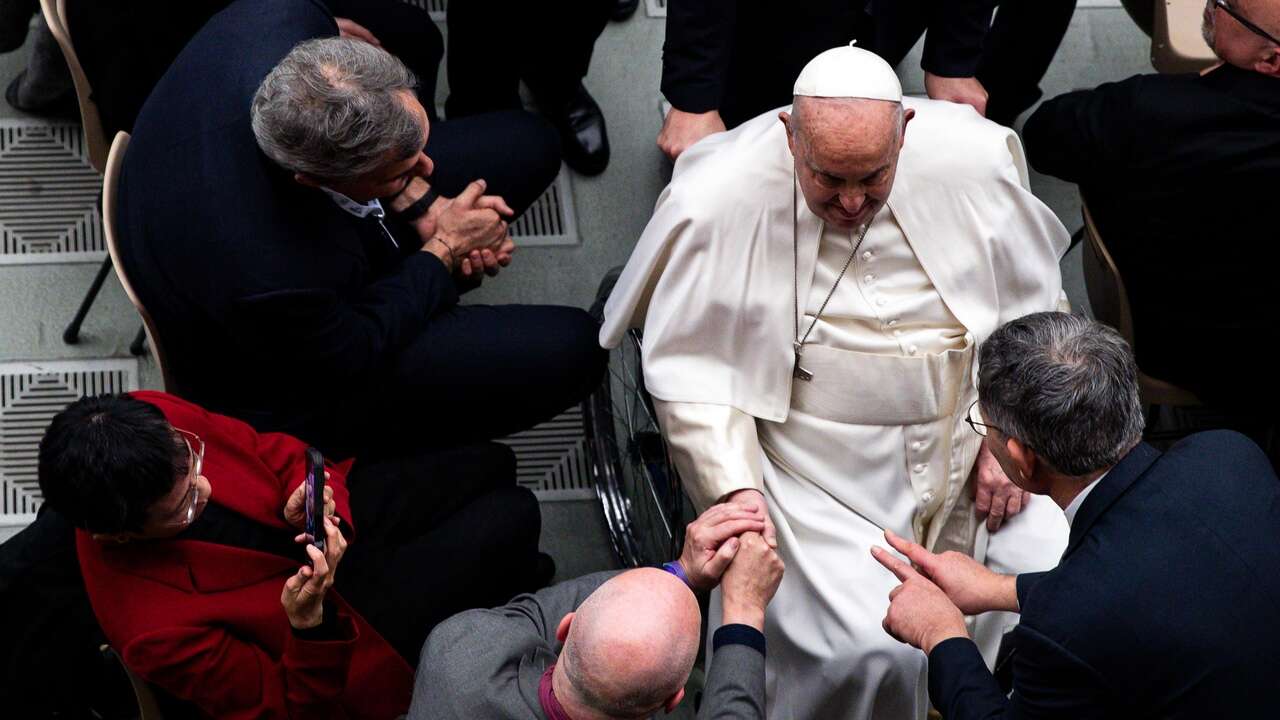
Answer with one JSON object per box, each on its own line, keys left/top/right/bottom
{"left": 519, "top": 0, "right": 613, "bottom": 105}
{"left": 337, "top": 442, "right": 543, "bottom": 664}
{"left": 979, "top": 0, "right": 1077, "bottom": 126}
{"left": 328, "top": 0, "right": 445, "bottom": 117}
{"left": 424, "top": 109, "right": 561, "bottom": 217}
{"left": 445, "top": 0, "right": 523, "bottom": 116}
{"left": 354, "top": 303, "right": 606, "bottom": 455}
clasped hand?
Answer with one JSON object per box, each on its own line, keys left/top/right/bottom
{"left": 399, "top": 178, "right": 516, "bottom": 278}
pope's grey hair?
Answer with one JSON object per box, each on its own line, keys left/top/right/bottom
{"left": 978, "top": 312, "right": 1145, "bottom": 477}
{"left": 251, "top": 37, "right": 422, "bottom": 183}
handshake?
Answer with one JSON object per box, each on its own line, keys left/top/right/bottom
{"left": 670, "top": 500, "right": 785, "bottom": 631}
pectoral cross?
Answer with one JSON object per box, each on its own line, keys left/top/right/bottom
{"left": 793, "top": 342, "right": 814, "bottom": 382}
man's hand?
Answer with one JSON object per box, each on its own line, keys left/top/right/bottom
{"left": 419, "top": 180, "right": 515, "bottom": 274}
{"left": 872, "top": 544, "right": 968, "bottom": 655}
{"left": 972, "top": 442, "right": 1030, "bottom": 532}
{"left": 282, "top": 471, "right": 335, "bottom": 531}
{"left": 720, "top": 532, "right": 784, "bottom": 631}
{"left": 724, "top": 488, "right": 777, "bottom": 548}
{"left": 335, "top": 17, "right": 382, "bottom": 47}
{"left": 880, "top": 529, "right": 1018, "bottom": 615}
{"left": 281, "top": 515, "right": 348, "bottom": 629}
{"left": 676, "top": 502, "right": 768, "bottom": 591}
{"left": 657, "top": 108, "right": 726, "bottom": 161}
{"left": 924, "top": 73, "right": 988, "bottom": 117}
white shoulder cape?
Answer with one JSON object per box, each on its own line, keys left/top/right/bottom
{"left": 601, "top": 98, "right": 1069, "bottom": 422}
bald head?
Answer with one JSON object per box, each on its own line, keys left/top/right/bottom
{"left": 1202, "top": 0, "right": 1280, "bottom": 76}
{"left": 559, "top": 569, "right": 701, "bottom": 719}
{"left": 782, "top": 97, "right": 912, "bottom": 231}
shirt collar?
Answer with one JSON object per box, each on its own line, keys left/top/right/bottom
{"left": 538, "top": 663, "right": 574, "bottom": 720}
{"left": 320, "top": 187, "right": 385, "bottom": 219}
{"left": 1063, "top": 470, "right": 1108, "bottom": 527}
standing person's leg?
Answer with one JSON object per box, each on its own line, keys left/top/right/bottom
{"left": 337, "top": 442, "right": 546, "bottom": 664}
{"left": 328, "top": 0, "right": 445, "bottom": 117}
{"left": 444, "top": 0, "right": 523, "bottom": 117}
{"left": 978, "top": 0, "right": 1077, "bottom": 127}
{"left": 354, "top": 303, "right": 607, "bottom": 455}
{"left": 425, "top": 109, "right": 561, "bottom": 218}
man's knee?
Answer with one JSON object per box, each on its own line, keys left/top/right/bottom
{"left": 544, "top": 306, "right": 608, "bottom": 390}
{"left": 502, "top": 110, "right": 562, "bottom": 214}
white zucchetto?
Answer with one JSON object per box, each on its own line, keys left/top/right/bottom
{"left": 793, "top": 42, "right": 902, "bottom": 102}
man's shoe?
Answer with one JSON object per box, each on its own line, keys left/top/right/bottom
{"left": 612, "top": 0, "right": 640, "bottom": 22}
{"left": 543, "top": 83, "right": 610, "bottom": 177}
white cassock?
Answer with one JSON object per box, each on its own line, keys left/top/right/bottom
{"left": 601, "top": 97, "right": 1071, "bottom": 720}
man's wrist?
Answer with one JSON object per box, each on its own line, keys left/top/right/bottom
{"left": 993, "top": 574, "right": 1020, "bottom": 613}
{"left": 662, "top": 560, "right": 695, "bottom": 589}
{"left": 921, "top": 623, "right": 969, "bottom": 655}
{"left": 722, "top": 599, "right": 766, "bottom": 631}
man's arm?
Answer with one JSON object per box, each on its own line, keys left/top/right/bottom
{"left": 921, "top": 0, "right": 997, "bottom": 80}
{"left": 1021, "top": 77, "right": 1142, "bottom": 185}
{"left": 661, "top": 0, "right": 736, "bottom": 114}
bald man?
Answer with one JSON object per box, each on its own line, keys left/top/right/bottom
{"left": 409, "top": 504, "right": 783, "bottom": 719}
{"left": 603, "top": 46, "right": 1070, "bottom": 719}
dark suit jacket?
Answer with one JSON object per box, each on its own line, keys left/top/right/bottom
{"left": 928, "top": 431, "right": 1280, "bottom": 718}
{"left": 1022, "top": 66, "right": 1280, "bottom": 405}
{"left": 661, "top": 0, "right": 995, "bottom": 126}
{"left": 117, "top": 0, "right": 456, "bottom": 456}
{"left": 410, "top": 571, "right": 767, "bottom": 719}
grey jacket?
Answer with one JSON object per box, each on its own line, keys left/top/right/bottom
{"left": 408, "top": 571, "right": 765, "bottom": 719}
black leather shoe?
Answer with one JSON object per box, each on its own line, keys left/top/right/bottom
{"left": 612, "top": 0, "right": 640, "bottom": 21}
{"left": 542, "top": 83, "right": 610, "bottom": 177}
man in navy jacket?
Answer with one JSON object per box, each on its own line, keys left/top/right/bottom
{"left": 874, "top": 312, "right": 1280, "bottom": 718}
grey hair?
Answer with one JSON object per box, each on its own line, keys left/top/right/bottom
{"left": 251, "top": 37, "right": 422, "bottom": 183}
{"left": 978, "top": 312, "right": 1145, "bottom": 476}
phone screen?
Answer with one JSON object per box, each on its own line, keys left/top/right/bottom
{"left": 304, "top": 447, "right": 326, "bottom": 553}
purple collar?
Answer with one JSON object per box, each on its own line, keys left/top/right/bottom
{"left": 538, "top": 663, "right": 573, "bottom": 720}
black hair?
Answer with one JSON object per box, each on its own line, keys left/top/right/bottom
{"left": 37, "top": 394, "right": 189, "bottom": 534}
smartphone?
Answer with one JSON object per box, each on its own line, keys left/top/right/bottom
{"left": 304, "top": 447, "right": 326, "bottom": 553}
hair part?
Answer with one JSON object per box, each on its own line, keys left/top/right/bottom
{"left": 978, "top": 312, "right": 1145, "bottom": 476}
{"left": 251, "top": 37, "right": 422, "bottom": 184}
{"left": 37, "top": 395, "right": 188, "bottom": 534}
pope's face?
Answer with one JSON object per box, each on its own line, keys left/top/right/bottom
{"left": 783, "top": 99, "right": 911, "bottom": 232}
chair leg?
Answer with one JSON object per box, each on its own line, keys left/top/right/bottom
{"left": 63, "top": 255, "right": 113, "bottom": 344}
{"left": 129, "top": 326, "right": 147, "bottom": 356}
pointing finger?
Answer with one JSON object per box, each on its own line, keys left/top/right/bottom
{"left": 871, "top": 545, "right": 919, "bottom": 582}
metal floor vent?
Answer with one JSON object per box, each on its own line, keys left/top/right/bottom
{"left": 510, "top": 168, "right": 578, "bottom": 246}
{"left": 0, "top": 359, "right": 139, "bottom": 528}
{"left": 0, "top": 120, "right": 104, "bottom": 265}
{"left": 646, "top": 0, "right": 667, "bottom": 18}
{"left": 499, "top": 405, "right": 594, "bottom": 502}
{"left": 400, "top": 0, "right": 447, "bottom": 21}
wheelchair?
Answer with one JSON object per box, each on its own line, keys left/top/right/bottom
{"left": 584, "top": 267, "right": 694, "bottom": 568}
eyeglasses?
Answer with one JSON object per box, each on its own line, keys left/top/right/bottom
{"left": 964, "top": 400, "right": 1002, "bottom": 438}
{"left": 164, "top": 428, "right": 205, "bottom": 529}
{"left": 1213, "top": 0, "right": 1280, "bottom": 47}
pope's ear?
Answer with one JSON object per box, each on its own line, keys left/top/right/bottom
{"left": 779, "top": 111, "right": 798, "bottom": 153}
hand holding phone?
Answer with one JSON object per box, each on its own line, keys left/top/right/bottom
{"left": 304, "top": 447, "right": 326, "bottom": 553}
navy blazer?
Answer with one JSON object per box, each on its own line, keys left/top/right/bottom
{"left": 116, "top": 0, "right": 454, "bottom": 456}
{"left": 928, "top": 431, "right": 1280, "bottom": 718}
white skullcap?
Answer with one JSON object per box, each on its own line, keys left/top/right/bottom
{"left": 793, "top": 42, "right": 902, "bottom": 102}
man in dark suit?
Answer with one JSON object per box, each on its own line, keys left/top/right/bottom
{"left": 873, "top": 312, "right": 1280, "bottom": 718}
{"left": 117, "top": 0, "right": 606, "bottom": 459}
{"left": 656, "top": 0, "right": 1076, "bottom": 159}
{"left": 1022, "top": 0, "right": 1280, "bottom": 408}
{"left": 410, "top": 503, "right": 782, "bottom": 719}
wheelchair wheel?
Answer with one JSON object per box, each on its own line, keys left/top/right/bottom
{"left": 584, "top": 267, "right": 690, "bottom": 568}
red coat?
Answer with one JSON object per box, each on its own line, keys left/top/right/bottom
{"left": 76, "top": 391, "right": 413, "bottom": 719}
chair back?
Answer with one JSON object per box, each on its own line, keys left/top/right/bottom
{"left": 103, "top": 132, "right": 176, "bottom": 392}
{"left": 1079, "top": 200, "right": 1199, "bottom": 407}
{"left": 38, "top": 0, "right": 109, "bottom": 173}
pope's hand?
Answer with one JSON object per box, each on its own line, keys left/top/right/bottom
{"left": 971, "top": 442, "right": 1030, "bottom": 532}
{"left": 880, "top": 529, "right": 1018, "bottom": 614}
{"left": 720, "top": 532, "right": 784, "bottom": 631}
{"left": 676, "top": 501, "right": 768, "bottom": 591}
{"left": 871, "top": 544, "right": 968, "bottom": 655}
{"left": 924, "top": 73, "right": 988, "bottom": 117}
{"left": 724, "top": 488, "right": 776, "bottom": 548}
{"left": 657, "top": 108, "right": 726, "bottom": 161}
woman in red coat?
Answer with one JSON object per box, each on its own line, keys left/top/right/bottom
{"left": 38, "top": 391, "right": 546, "bottom": 719}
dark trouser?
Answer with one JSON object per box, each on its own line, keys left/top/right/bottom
{"left": 329, "top": 0, "right": 445, "bottom": 118}
{"left": 337, "top": 442, "right": 544, "bottom": 664}
{"left": 339, "top": 303, "right": 607, "bottom": 458}
{"left": 445, "top": 0, "right": 614, "bottom": 116}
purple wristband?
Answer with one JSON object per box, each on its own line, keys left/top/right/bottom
{"left": 662, "top": 561, "right": 692, "bottom": 588}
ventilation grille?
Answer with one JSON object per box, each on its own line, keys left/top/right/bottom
{"left": 510, "top": 168, "right": 578, "bottom": 246}
{"left": 0, "top": 120, "right": 103, "bottom": 265}
{"left": 499, "top": 405, "right": 594, "bottom": 501}
{"left": 400, "top": 0, "right": 447, "bottom": 21}
{"left": 645, "top": 0, "right": 667, "bottom": 17}
{"left": 0, "top": 359, "right": 139, "bottom": 527}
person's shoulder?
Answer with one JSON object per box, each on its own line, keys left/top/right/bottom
{"left": 420, "top": 607, "right": 547, "bottom": 669}
{"left": 899, "top": 97, "right": 1024, "bottom": 186}
{"left": 664, "top": 108, "right": 793, "bottom": 217}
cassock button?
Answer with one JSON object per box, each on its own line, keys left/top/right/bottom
{"left": 862, "top": 251, "right": 873, "bottom": 261}
{"left": 921, "top": 490, "right": 935, "bottom": 504}
{"left": 864, "top": 274, "right": 874, "bottom": 283}
{"left": 908, "top": 345, "right": 919, "bottom": 355}
{"left": 876, "top": 297, "right": 887, "bottom": 307}
{"left": 887, "top": 319, "right": 898, "bottom": 327}
{"left": 914, "top": 463, "right": 927, "bottom": 474}
{"left": 912, "top": 441, "right": 924, "bottom": 451}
